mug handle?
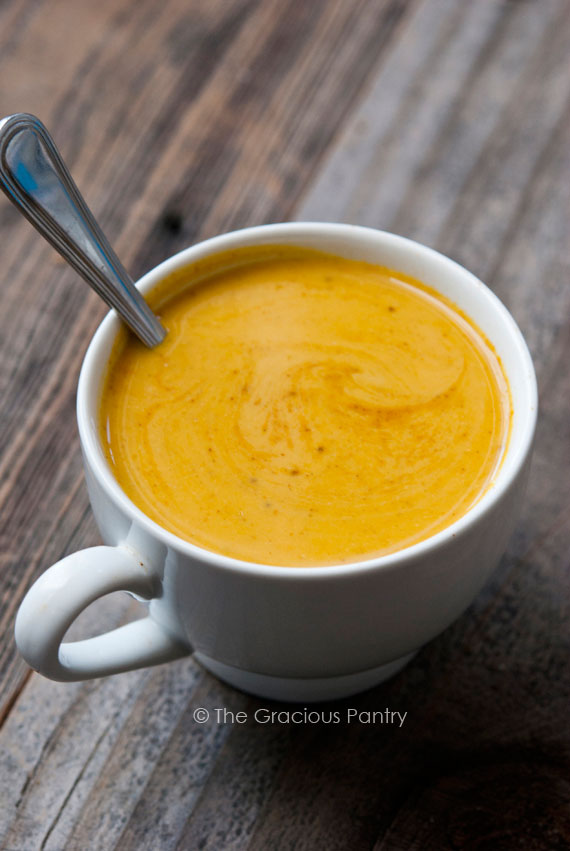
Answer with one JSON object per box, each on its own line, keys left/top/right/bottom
{"left": 14, "top": 545, "right": 189, "bottom": 681}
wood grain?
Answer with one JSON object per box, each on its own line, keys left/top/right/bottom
{"left": 0, "top": 0, "right": 569, "bottom": 848}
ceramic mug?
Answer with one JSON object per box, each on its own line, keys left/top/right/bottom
{"left": 15, "top": 223, "right": 537, "bottom": 702}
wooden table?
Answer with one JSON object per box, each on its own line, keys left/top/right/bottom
{"left": 1, "top": 1, "right": 569, "bottom": 848}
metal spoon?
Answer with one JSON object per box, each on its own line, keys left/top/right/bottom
{"left": 0, "top": 113, "right": 166, "bottom": 347}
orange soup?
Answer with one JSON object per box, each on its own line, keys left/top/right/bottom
{"left": 100, "top": 246, "right": 510, "bottom": 566}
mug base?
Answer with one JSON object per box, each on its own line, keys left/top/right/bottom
{"left": 193, "top": 651, "right": 417, "bottom": 703}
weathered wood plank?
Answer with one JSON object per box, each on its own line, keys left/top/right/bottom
{"left": 67, "top": 674, "right": 245, "bottom": 851}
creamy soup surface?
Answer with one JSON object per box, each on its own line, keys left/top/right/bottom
{"left": 100, "top": 246, "right": 510, "bottom": 566}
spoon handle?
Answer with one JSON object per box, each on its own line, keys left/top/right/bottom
{"left": 0, "top": 113, "right": 166, "bottom": 347}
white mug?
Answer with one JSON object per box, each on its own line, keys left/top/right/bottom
{"left": 15, "top": 223, "right": 537, "bottom": 702}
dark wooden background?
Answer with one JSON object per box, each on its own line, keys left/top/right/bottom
{"left": 1, "top": 0, "right": 569, "bottom": 848}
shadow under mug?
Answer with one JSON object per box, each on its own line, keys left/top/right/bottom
{"left": 15, "top": 223, "right": 537, "bottom": 702}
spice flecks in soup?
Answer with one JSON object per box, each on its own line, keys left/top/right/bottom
{"left": 100, "top": 247, "right": 509, "bottom": 566}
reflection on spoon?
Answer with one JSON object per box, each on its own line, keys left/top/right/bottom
{"left": 0, "top": 113, "right": 166, "bottom": 347}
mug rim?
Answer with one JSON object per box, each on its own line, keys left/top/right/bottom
{"left": 77, "top": 222, "right": 537, "bottom": 579}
